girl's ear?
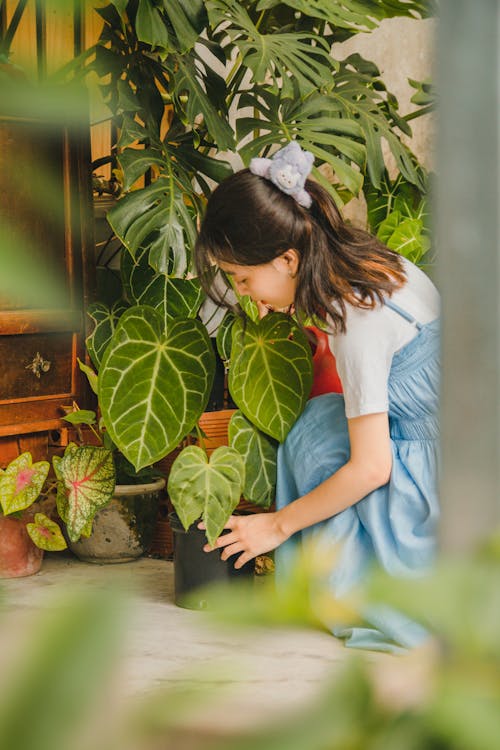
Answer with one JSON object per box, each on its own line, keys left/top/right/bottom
{"left": 280, "top": 248, "right": 300, "bottom": 277}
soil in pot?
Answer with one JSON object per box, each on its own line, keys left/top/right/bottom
{"left": 0, "top": 512, "right": 44, "bottom": 578}
{"left": 169, "top": 511, "right": 255, "bottom": 610}
{"left": 69, "top": 478, "right": 165, "bottom": 564}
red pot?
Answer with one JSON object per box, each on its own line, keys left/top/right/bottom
{"left": 307, "top": 326, "right": 343, "bottom": 398}
{"left": 0, "top": 513, "right": 44, "bottom": 578}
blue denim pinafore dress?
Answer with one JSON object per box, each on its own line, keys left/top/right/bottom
{"left": 275, "top": 300, "right": 440, "bottom": 652}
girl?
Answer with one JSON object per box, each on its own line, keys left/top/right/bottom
{"left": 194, "top": 142, "right": 440, "bottom": 652}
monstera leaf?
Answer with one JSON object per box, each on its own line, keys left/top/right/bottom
{"left": 0, "top": 453, "right": 50, "bottom": 515}
{"left": 171, "top": 53, "right": 235, "bottom": 150}
{"left": 26, "top": 513, "right": 67, "bottom": 552}
{"left": 331, "top": 54, "right": 421, "bottom": 190}
{"left": 208, "top": 0, "right": 335, "bottom": 100}
{"left": 107, "top": 178, "right": 197, "bottom": 275}
{"left": 55, "top": 444, "right": 116, "bottom": 543}
{"left": 99, "top": 307, "right": 215, "bottom": 471}
{"left": 229, "top": 410, "right": 277, "bottom": 508}
{"left": 237, "top": 89, "right": 365, "bottom": 198}
{"left": 256, "top": 0, "right": 432, "bottom": 34}
{"left": 168, "top": 445, "right": 245, "bottom": 547}
{"left": 229, "top": 313, "right": 313, "bottom": 442}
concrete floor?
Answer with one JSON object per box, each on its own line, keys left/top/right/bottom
{"left": 0, "top": 553, "right": 433, "bottom": 745}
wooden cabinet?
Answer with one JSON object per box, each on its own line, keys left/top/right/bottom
{"left": 0, "top": 109, "right": 94, "bottom": 461}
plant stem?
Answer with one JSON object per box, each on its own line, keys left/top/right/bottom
{"left": 195, "top": 422, "right": 206, "bottom": 456}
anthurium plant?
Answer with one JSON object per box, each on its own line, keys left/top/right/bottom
{"left": 0, "top": 444, "right": 115, "bottom": 550}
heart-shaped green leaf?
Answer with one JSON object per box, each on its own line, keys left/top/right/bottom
{"left": 229, "top": 313, "right": 313, "bottom": 442}
{"left": 27, "top": 513, "right": 67, "bottom": 552}
{"left": 377, "top": 212, "right": 430, "bottom": 264}
{"left": 99, "top": 306, "right": 215, "bottom": 470}
{"left": 121, "top": 246, "right": 205, "bottom": 326}
{"left": 56, "top": 444, "right": 116, "bottom": 543}
{"left": 215, "top": 311, "right": 236, "bottom": 364}
{"left": 86, "top": 300, "right": 128, "bottom": 371}
{"left": 0, "top": 453, "right": 50, "bottom": 515}
{"left": 229, "top": 410, "right": 277, "bottom": 508}
{"left": 168, "top": 445, "right": 245, "bottom": 547}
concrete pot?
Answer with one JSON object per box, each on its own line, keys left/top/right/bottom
{"left": 68, "top": 478, "right": 165, "bottom": 564}
{"left": 0, "top": 512, "right": 44, "bottom": 578}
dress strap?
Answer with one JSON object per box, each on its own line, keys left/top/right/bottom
{"left": 384, "top": 298, "right": 423, "bottom": 330}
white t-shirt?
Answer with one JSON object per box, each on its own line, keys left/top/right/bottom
{"left": 327, "top": 257, "right": 440, "bottom": 419}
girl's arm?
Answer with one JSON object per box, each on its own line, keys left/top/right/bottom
{"left": 202, "top": 412, "right": 393, "bottom": 568}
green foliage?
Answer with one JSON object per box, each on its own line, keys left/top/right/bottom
{"left": 365, "top": 170, "right": 432, "bottom": 266}
{"left": 228, "top": 410, "right": 277, "bottom": 507}
{"left": 26, "top": 513, "right": 68, "bottom": 552}
{"left": 0, "top": 453, "right": 50, "bottom": 516}
{"left": 0, "top": 588, "right": 126, "bottom": 750}
{"left": 79, "top": 0, "right": 432, "bottom": 263}
{"left": 85, "top": 300, "right": 128, "bottom": 371}
{"left": 168, "top": 445, "right": 245, "bottom": 546}
{"left": 99, "top": 307, "right": 216, "bottom": 471}
{"left": 54, "top": 443, "right": 116, "bottom": 543}
{"left": 72, "top": 0, "right": 434, "bottom": 538}
{"left": 229, "top": 313, "right": 313, "bottom": 442}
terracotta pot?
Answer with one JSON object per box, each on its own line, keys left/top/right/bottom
{"left": 0, "top": 513, "right": 44, "bottom": 578}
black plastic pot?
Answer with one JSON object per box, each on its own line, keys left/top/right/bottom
{"left": 169, "top": 512, "right": 254, "bottom": 609}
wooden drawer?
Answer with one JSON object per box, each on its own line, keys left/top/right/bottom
{"left": 0, "top": 333, "right": 74, "bottom": 402}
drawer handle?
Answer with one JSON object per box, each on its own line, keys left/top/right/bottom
{"left": 26, "top": 352, "right": 52, "bottom": 378}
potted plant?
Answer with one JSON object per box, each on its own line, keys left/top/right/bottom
{"left": 82, "top": 248, "right": 313, "bottom": 599}
{"left": 58, "top": 373, "right": 166, "bottom": 564}
{"left": 0, "top": 445, "right": 114, "bottom": 578}
{"left": 166, "top": 308, "right": 314, "bottom": 606}
{"left": 61, "top": 0, "right": 434, "bottom": 593}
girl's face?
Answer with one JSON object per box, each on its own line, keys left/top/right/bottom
{"left": 218, "top": 250, "right": 299, "bottom": 311}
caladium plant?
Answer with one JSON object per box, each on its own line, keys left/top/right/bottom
{"left": 0, "top": 444, "right": 117, "bottom": 551}
{"left": 0, "top": 453, "right": 65, "bottom": 552}
{"left": 52, "top": 444, "right": 116, "bottom": 543}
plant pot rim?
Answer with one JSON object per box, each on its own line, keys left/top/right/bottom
{"left": 114, "top": 477, "right": 165, "bottom": 495}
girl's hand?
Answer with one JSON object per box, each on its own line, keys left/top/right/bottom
{"left": 198, "top": 512, "right": 289, "bottom": 569}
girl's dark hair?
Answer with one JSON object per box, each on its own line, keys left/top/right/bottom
{"left": 194, "top": 169, "right": 406, "bottom": 333}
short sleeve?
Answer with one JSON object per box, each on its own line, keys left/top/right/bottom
{"left": 329, "top": 306, "right": 394, "bottom": 419}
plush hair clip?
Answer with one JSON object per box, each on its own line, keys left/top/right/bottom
{"left": 249, "top": 141, "right": 314, "bottom": 208}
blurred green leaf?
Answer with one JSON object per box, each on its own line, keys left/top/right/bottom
{"left": 0, "top": 588, "right": 126, "bottom": 750}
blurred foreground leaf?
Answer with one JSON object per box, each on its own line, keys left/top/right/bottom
{"left": 0, "top": 588, "right": 127, "bottom": 750}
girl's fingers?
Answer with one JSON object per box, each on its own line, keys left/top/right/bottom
{"left": 234, "top": 552, "right": 253, "bottom": 570}
{"left": 203, "top": 531, "right": 238, "bottom": 552}
{"left": 220, "top": 543, "right": 244, "bottom": 561}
